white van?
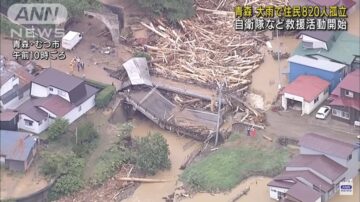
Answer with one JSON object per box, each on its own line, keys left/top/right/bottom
{"left": 62, "top": 31, "right": 83, "bottom": 50}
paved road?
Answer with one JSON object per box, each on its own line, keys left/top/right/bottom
{"left": 261, "top": 110, "right": 359, "bottom": 144}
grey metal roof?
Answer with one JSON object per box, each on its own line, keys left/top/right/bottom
{"left": 288, "top": 55, "right": 346, "bottom": 72}
{"left": 32, "top": 68, "right": 84, "bottom": 92}
{"left": 298, "top": 31, "right": 336, "bottom": 44}
{"left": 16, "top": 99, "right": 48, "bottom": 122}
{"left": 0, "top": 130, "right": 37, "bottom": 161}
{"left": 287, "top": 154, "right": 347, "bottom": 181}
{"left": 299, "top": 133, "right": 356, "bottom": 159}
{"left": 123, "top": 57, "right": 152, "bottom": 86}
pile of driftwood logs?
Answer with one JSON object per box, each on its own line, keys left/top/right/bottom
{"left": 140, "top": 0, "right": 288, "bottom": 91}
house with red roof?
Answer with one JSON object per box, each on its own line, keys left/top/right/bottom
{"left": 329, "top": 69, "right": 360, "bottom": 125}
{"left": 281, "top": 75, "right": 330, "bottom": 115}
{"left": 15, "top": 68, "right": 99, "bottom": 134}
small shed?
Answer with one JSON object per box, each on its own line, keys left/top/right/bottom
{"left": 0, "top": 130, "right": 38, "bottom": 172}
{"left": 281, "top": 75, "right": 330, "bottom": 115}
{"left": 0, "top": 111, "right": 18, "bottom": 130}
{"left": 288, "top": 55, "right": 346, "bottom": 92}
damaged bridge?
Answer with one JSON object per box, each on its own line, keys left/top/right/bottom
{"left": 120, "top": 57, "right": 225, "bottom": 142}
{"left": 123, "top": 87, "right": 223, "bottom": 141}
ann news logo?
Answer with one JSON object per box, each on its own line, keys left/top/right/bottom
{"left": 7, "top": 3, "right": 67, "bottom": 25}
{"left": 339, "top": 180, "right": 353, "bottom": 196}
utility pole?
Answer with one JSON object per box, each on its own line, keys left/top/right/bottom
{"left": 215, "top": 82, "right": 223, "bottom": 146}
{"left": 276, "top": 28, "right": 282, "bottom": 90}
{"left": 75, "top": 127, "right": 78, "bottom": 145}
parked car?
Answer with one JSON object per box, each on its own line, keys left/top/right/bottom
{"left": 315, "top": 106, "right": 331, "bottom": 119}
{"left": 62, "top": 31, "right": 83, "bottom": 50}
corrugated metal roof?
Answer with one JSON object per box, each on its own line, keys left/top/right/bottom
{"left": 299, "top": 133, "right": 356, "bottom": 159}
{"left": 0, "top": 130, "right": 37, "bottom": 161}
{"left": 286, "top": 182, "right": 321, "bottom": 202}
{"left": 282, "top": 75, "right": 330, "bottom": 102}
{"left": 288, "top": 55, "right": 346, "bottom": 72}
{"left": 293, "top": 32, "right": 360, "bottom": 65}
{"left": 287, "top": 155, "right": 347, "bottom": 181}
{"left": 123, "top": 57, "right": 152, "bottom": 86}
{"left": 0, "top": 111, "right": 18, "bottom": 121}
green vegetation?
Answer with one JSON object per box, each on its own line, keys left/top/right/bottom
{"left": 181, "top": 147, "right": 289, "bottom": 192}
{"left": 72, "top": 122, "right": 99, "bottom": 157}
{"left": 95, "top": 85, "right": 116, "bottom": 108}
{"left": 0, "top": 15, "right": 26, "bottom": 37}
{"left": 136, "top": 0, "right": 195, "bottom": 23}
{"left": 135, "top": 133, "right": 171, "bottom": 175}
{"left": 47, "top": 119, "right": 69, "bottom": 141}
{"left": 84, "top": 79, "right": 108, "bottom": 89}
{"left": 91, "top": 146, "right": 131, "bottom": 185}
{"left": 133, "top": 51, "right": 151, "bottom": 61}
{"left": 90, "top": 123, "right": 134, "bottom": 185}
{"left": 40, "top": 152, "right": 85, "bottom": 200}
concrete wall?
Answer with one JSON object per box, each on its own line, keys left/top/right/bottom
{"left": 268, "top": 186, "right": 288, "bottom": 200}
{"left": 289, "top": 62, "right": 345, "bottom": 92}
{"left": 282, "top": 90, "right": 328, "bottom": 115}
{"left": 63, "top": 94, "right": 95, "bottom": 124}
{"left": 0, "top": 76, "right": 19, "bottom": 96}
{"left": 18, "top": 114, "right": 49, "bottom": 134}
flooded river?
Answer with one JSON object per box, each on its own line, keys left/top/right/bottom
{"left": 123, "top": 115, "right": 201, "bottom": 202}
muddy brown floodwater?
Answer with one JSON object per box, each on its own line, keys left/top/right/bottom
{"left": 123, "top": 115, "right": 201, "bottom": 202}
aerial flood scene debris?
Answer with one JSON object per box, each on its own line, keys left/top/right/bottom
{"left": 0, "top": 0, "right": 359, "bottom": 202}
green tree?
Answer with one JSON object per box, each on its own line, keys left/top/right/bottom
{"left": 72, "top": 122, "right": 98, "bottom": 157}
{"left": 135, "top": 133, "right": 171, "bottom": 175}
{"left": 40, "top": 152, "right": 66, "bottom": 177}
{"left": 136, "top": 0, "right": 195, "bottom": 23}
{"left": 47, "top": 118, "right": 69, "bottom": 141}
{"left": 48, "top": 155, "right": 85, "bottom": 200}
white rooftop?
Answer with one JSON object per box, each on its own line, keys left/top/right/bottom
{"left": 63, "top": 31, "right": 80, "bottom": 41}
{"left": 123, "top": 57, "right": 152, "bottom": 86}
{"left": 288, "top": 55, "right": 346, "bottom": 72}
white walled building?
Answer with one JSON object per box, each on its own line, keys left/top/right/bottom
{"left": 281, "top": 75, "right": 330, "bottom": 115}
{"left": 16, "top": 68, "right": 99, "bottom": 134}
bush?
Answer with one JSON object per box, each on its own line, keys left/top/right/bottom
{"left": 91, "top": 146, "right": 131, "bottom": 185}
{"left": 136, "top": 0, "right": 195, "bottom": 23}
{"left": 72, "top": 122, "right": 98, "bottom": 157}
{"left": 95, "top": 85, "right": 116, "bottom": 108}
{"left": 47, "top": 119, "right": 69, "bottom": 141}
{"left": 48, "top": 155, "right": 85, "bottom": 200}
{"left": 135, "top": 133, "right": 170, "bottom": 175}
{"left": 40, "top": 152, "right": 67, "bottom": 177}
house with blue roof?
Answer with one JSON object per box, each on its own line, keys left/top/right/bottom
{"left": 288, "top": 55, "right": 347, "bottom": 92}
{"left": 0, "top": 130, "right": 38, "bottom": 172}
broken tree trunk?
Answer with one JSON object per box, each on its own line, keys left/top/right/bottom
{"left": 118, "top": 177, "right": 171, "bottom": 183}
{"left": 180, "top": 146, "right": 202, "bottom": 170}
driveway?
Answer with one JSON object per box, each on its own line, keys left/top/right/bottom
{"left": 261, "top": 110, "right": 359, "bottom": 144}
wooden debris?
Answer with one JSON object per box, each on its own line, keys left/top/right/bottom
{"left": 232, "top": 187, "right": 250, "bottom": 202}
{"left": 118, "top": 177, "right": 170, "bottom": 183}
{"left": 180, "top": 146, "right": 202, "bottom": 170}
{"left": 262, "top": 134, "right": 273, "bottom": 142}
